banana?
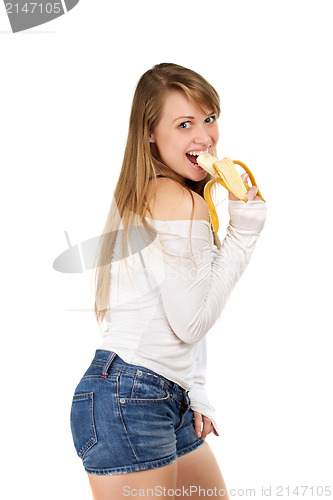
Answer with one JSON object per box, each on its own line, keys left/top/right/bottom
{"left": 197, "top": 153, "right": 265, "bottom": 233}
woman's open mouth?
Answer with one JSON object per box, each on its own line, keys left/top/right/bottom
{"left": 185, "top": 147, "right": 210, "bottom": 171}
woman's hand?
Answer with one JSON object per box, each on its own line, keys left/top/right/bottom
{"left": 229, "top": 173, "right": 261, "bottom": 201}
{"left": 193, "top": 410, "right": 219, "bottom": 441}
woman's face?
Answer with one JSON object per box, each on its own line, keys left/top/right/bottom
{"left": 149, "top": 90, "right": 219, "bottom": 183}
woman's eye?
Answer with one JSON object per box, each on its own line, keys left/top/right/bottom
{"left": 179, "top": 121, "right": 191, "bottom": 129}
{"left": 205, "top": 115, "right": 217, "bottom": 124}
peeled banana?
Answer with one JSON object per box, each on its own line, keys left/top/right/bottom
{"left": 197, "top": 153, "right": 265, "bottom": 233}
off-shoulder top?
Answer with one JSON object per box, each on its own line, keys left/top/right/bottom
{"left": 99, "top": 176, "right": 267, "bottom": 435}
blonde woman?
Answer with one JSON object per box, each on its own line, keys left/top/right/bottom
{"left": 70, "top": 63, "right": 267, "bottom": 499}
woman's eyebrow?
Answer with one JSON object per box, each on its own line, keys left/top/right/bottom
{"left": 172, "top": 112, "right": 215, "bottom": 123}
{"left": 172, "top": 115, "right": 194, "bottom": 123}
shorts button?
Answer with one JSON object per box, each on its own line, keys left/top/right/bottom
{"left": 120, "top": 398, "right": 125, "bottom": 403}
{"left": 137, "top": 370, "right": 142, "bottom": 376}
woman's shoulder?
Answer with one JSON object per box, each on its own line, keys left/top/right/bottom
{"left": 147, "top": 177, "right": 210, "bottom": 222}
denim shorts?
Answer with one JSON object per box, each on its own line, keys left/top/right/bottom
{"left": 70, "top": 349, "right": 204, "bottom": 475}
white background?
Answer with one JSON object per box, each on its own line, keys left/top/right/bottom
{"left": 1, "top": 0, "right": 332, "bottom": 498}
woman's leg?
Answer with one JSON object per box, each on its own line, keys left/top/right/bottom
{"left": 176, "top": 441, "right": 230, "bottom": 499}
{"left": 87, "top": 460, "right": 177, "bottom": 500}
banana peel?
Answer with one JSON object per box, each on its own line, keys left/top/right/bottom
{"left": 197, "top": 153, "right": 265, "bottom": 233}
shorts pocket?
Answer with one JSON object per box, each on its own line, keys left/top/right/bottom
{"left": 70, "top": 392, "right": 97, "bottom": 459}
{"left": 118, "top": 371, "right": 171, "bottom": 404}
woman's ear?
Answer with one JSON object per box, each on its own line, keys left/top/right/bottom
{"left": 149, "top": 132, "right": 155, "bottom": 143}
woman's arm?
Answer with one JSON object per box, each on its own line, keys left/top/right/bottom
{"left": 188, "top": 336, "right": 220, "bottom": 438}
{"left": 155, "top": 190, "right": 267, "bottom": 344}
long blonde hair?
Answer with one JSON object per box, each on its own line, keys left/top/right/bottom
{"left": 93, "top": 63, "right": 221, "bottom": 327}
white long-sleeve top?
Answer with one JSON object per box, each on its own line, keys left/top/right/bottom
{"left": 99, "top": 199, "right": 267, "bottom": 435}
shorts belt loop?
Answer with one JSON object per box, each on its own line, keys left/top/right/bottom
{"left": 101, "top": 351, "right": 116, "bottom": 379}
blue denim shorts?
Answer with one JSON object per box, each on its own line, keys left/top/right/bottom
{"left": 70, "top": 349, "right": 204, "bottom": 475}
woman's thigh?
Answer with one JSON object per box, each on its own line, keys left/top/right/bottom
{"left": 88, "top": 460, "right": 177, "bottom": 500}
{"left": 176, "top": 441, "right": 230, "bottom": 499}
{"left": 87, "top": 441, "right": 228, "bottom": 500}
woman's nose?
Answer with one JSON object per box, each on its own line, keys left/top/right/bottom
{"left": 193, "top": 125, "right": 211, "bottom": 144}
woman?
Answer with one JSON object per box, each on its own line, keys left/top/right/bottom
{"left": 70, "top": 63, "right": 267, "bottom": 499}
